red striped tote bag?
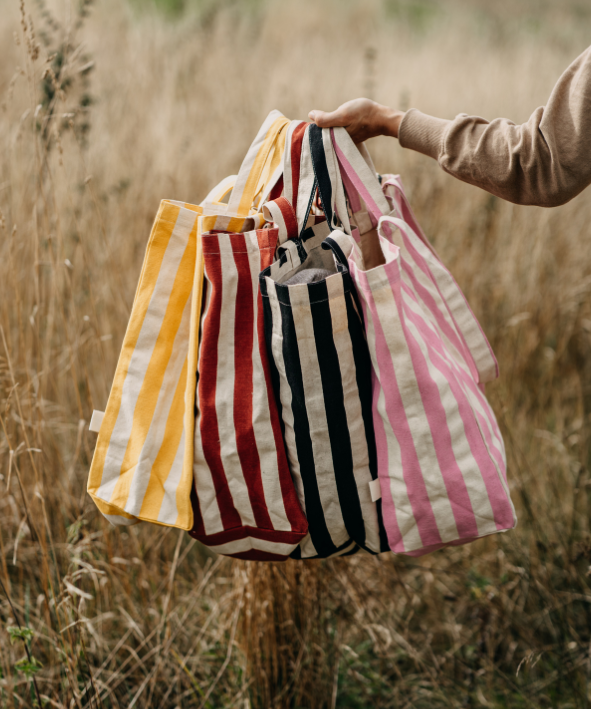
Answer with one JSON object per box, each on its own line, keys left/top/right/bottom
{"left": 327, "top": 126, "right": 516, "bottom": 556}
{"left": 189, "top": 111, "right": 309, "bottom": 561}
{"left": 259, "top": 122, "right": 389, "bottom": 559}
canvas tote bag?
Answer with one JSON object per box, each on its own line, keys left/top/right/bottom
{"left": 189, "top": 111, "right": 310, "bottom": 561}
{"left": 260, "top": 122, "right": 389, "bottom": 559}
{"left": 325, "top": 126, "right": 517, "bottom": 556}
{"left": 87, "top": 194, "right": 211, "bottom": 529}
{"left": 87, "top": 113, "right": 290, "bottom": 532}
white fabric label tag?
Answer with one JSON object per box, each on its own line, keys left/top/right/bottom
{"left": 89, "top": 410, "right": 105, "bottom": 433}
{"left": 369, "top": 478, "right": 382, "bottom": 502}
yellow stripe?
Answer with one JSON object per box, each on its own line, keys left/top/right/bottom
{"left": 177, "top": 221, "right": 205, "bottom": 529}
{"left": 182, "top": 202, "right": 204, "bottom": 214}
{"left": 138, "top": 357, "right": 189, "bottom": 521}
{"left": 225, "top": 215, "right": 251, "bottom": 233}
{"left": 109, "top": 217, "right": 197, "bottom": 510}
{"left": 90, "top": 496, "right": 137, "bottom": 521}
{"left": 87, "top": 201, "right": 181, "bottom": 501}
{"left": 90, "top": 114, "right": 288, "bottom": 525}
{"left": 254, "top": 125, "right": 287, "bottom": 208}
{"left": 236, "top": 116, "right": 290, "bottom": 217}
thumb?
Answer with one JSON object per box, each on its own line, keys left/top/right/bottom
{"left": 308, "top": 109, "right": 348, "bottom": 128}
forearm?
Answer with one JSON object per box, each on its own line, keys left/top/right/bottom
{"left": 398, "top": 46, "right": 591, "bottom": 207}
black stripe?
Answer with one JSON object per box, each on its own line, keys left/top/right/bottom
{"left": 339, "top": 544, "right": 360, "bottom": 557}
{"left": 309, "top": 124, "right": 334, "bottom": 229}
{"left": 292, "top": 538, "right": 357, "bottom": 560}
{"left": 259, "top": 270, "right": 269, "bottom": 296}
{"left": 299, "top": 175, "right": 318, "bottom": 240}
{"left": 278, "top": 286, "right": 338, "bottom": 558}
{"left": 310, "top": 278, "right": 366, "bottom": 550}
{"left": 345, "top": 292, "right": 390, "bottom": 552}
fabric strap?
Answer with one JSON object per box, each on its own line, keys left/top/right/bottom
{"left": 199, "top": 111, "right": 289, "bottom": 219}
{"left": 330, "top": 127, "right": 390, "bottom": 227}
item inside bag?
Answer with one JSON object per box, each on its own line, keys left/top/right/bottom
{"left": 276, "top": 243, "right": 337, "bottom": 285}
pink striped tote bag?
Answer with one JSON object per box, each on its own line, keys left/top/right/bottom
{"left": 327, "top": 127, "right": 517, "bottom": 556}
{"left": 189, "top": 111, "right": 309, "bottom": 561}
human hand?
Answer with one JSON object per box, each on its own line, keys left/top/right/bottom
{"left": 308, "top": 98, "right": 405, "bottom": 143}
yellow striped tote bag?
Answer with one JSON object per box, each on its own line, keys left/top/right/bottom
{"left": 87, "top": 111, "right": 288, "bottom": 529}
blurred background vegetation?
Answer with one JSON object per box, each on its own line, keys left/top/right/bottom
{"left": 1, "top": 0, "right": 591, "bottom": 707}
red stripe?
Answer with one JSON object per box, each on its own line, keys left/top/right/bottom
{"left": 189, "top": 479, "right": 206, "bottom": 537}
{"left": 256, "top": 229, "right": 309, "bottom": 534}
{"left": 290, "top": 122, "right": 309, "bottom": 216}
{"left": 230, "top": 232, "right": 274, "bottom": 530}
{"left": 198, "top": 233, "right": 243, "bottom": 531}
{"left": 274, "top": 196, "right": 298, "bottom": 240}
{"left": 268, "top": 175, "right": 283, "bottom": 202}
{"left": 189, "top": 524, "right": 306, "bottom": 546}
{"left": 228, "top": 549, "right": 290, "bottom": 561}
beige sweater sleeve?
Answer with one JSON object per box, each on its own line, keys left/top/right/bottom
{"left": 398, "top": 46, "right": 591, "bottom": 207}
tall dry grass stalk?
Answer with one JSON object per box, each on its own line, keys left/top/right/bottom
{"left": 1, "top": 0, "right": 591, "bottom": 706}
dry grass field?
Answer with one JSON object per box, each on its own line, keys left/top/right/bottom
{"left": 1, "top": 0, "right": 591, "bottom": 706}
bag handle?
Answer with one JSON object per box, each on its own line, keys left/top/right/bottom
{"left": 330, "top": 127, "right": 390, "bottom": 227}
{"left": 263, "top": 120, "right": 316, "bottom": 244}
{"left": 200, "top": 174, "right": 237, "bottom": 211}
{"left": 264, "top": 121, "right": 353, "bottom": 244}
{"left": 226, "top": 111, "right": 289, "bottom": 217}
{"left": 201, "top": 110, "right": 289, "bottom": 219}
{"left": 321, "top": 231, "right": 366, "bottom": 325}
{"left": 307, "top": 124, "right": 351, "bottom": 236}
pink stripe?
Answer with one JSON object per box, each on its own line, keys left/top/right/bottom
{"left": 358, "top": 293, "right": 404, "bottom": 552}
{"left": 389, "top": 274, "right": 480, "bottom": 539}
{"left": 383, "top": 198, "right": 498, "bottom": 380}
{"left": 354, "top": 260, "right": 443, "bottom": 549}
{"left": 399, "top": 292, "right": 513, "bottom": 529}
{"left": 399, "top": 255, "right": 478, "bottom": 382}
{"left": 339, "top": 161, "right": 363, "bottom": 213}
{"left": 368, "top": 234, "right": 502, "bottom": 452}
{"left": 384, "top": 178, "right": 435, "bottom": 254}
{"left": 400, "top": 280, "right": 504, "bottom": 458}
{"left": 475, "top": 408, "right": 510, "bottom": 490}
{"left": 399, "top": 280, "right": 503, "bottom": 456}
{"left": 381, "top": 219, "right": 480, "bottom": 384}
{"left": 331, "top": 130, "right": 383, "bottom": 226}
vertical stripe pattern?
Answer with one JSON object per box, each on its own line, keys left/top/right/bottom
{"left": 325, "top": 122, "right": 516, "bottom": 555}
{"left": 260, "top": 242, "right": 387, "bottom": 558}
{"left": 87, "top": 112, "right": 296, "bottom": 536}
{"left": 191, "top": 225, "right": 308, "bottom": 560}
{"left": 351, "top": 230, "right": 516, "bottom": 555}
{"left": 88, "top": 200, "right": 203, "bottom": 529}
{"left": 324, "top": 128, "right": 516, "bottom": 556}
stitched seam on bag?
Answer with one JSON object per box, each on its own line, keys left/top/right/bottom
{"left": 202, "top": 248, "right": 276, "bottom": 254}
{"left": 464, "top": 393, "right": 511, "bottom": 506}
{"left": 196, "top": 526, "right": 306, "bottom": 535}
{"left": 157, "top": 217, "right": 198, "bottom": 227}
{"left": 260, "top": 293, "right": 351, "bottom": 304}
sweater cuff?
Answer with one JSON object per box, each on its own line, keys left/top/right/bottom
{"left": 398, "top": 109, "right": 451, "bottom": 161}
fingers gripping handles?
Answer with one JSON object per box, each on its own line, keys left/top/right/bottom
{"left": 261, "top": 119, "right": 388, "bottom": 263}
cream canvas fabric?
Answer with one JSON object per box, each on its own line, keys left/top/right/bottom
{"left": 88, "top": 112, "right": 289, "bottom": 529}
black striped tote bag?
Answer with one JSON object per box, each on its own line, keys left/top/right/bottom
{"left": 259, "top": 122, "right": 389, "bottom": 559}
